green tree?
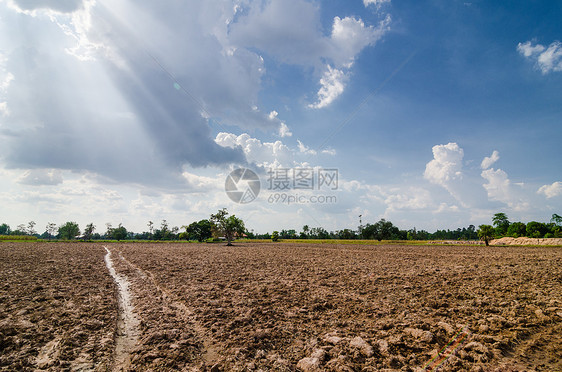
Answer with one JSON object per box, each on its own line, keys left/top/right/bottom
{"left": 337, "top": 229, "right": 356, "bottom": 240}
{"left": 271, "top": 231, "right": 280, "bottom": 242}
{"left": 362, "top": 219, "right": 399, "bottom": 241}
{"left": 507, "top": 222, "right": 526, "bottom": 238}
{"left": 300, "top": 225, "right": 310, "bottom": 239}
{"left": 310, "top": 227, "right": 329, "bottom": 239}
{"left": 361, "top": 223, "right": 376, "bottom": 240}
{"left": 0, "top": 223, "right": 10, "bottom": 235}
{"left": 154, "top": 219, "right": 173, "bottom": 240}
{"left": 59, "top": 222, "right": 80, "bottom": 240}
{"left": 105, "top": 223, "right": 113, "bottom": 239}
{"left": 280, "top": 229, "right": 297, "bottom": 239}
{"left": 492, "top": 212, "right": 510, "bottom": 237}
{"left": 46, "top": 223, "right": 57, "bottom": 240}
{"left": 147, "top": 220, "right": 154, "bottom": 237}
{"left": 183, "top": 220, "right": 212, "bottom": 242}
{"left": 83, "top": 223, "right": 95, "bottom": 240}
{"left": 551, "top": 214, "right": 562, "bottom": 226}
{"left": 526, "top": 221, "right": 549, "bottom": 238}
{"left": 210, "top": 208, "right": 246, "bottom": 246}
{"left": 27, "top": 221, "right": 36, "bottom": 236}
{"left": 14, "top": 224, "right": 27, "bottom": 235}
{"left": 478, "top": 224, "right": 494, "bottom": 246}
{"left": 111, "top": 224, "right": 128, "bottom": 241}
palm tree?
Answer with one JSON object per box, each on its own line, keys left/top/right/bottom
{"left": 478, "top": 225, "right": 495, "bottom": 246}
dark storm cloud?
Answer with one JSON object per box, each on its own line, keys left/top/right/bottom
{"left": 0, "top": 1, "right": 249, "bottom": 186}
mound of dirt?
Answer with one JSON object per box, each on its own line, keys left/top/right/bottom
{"left": 491, "top": 237, "right": 562, "bottom": 246}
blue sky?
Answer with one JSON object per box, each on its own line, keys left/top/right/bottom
{"left": 0, "top": 0, "right": 561, "bottom": 234}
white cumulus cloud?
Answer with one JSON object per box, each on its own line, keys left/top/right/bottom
{"left": 481, "top": 150, "right": 499, "bottom": 169}
{"left": 215, "top": 132, "right": 336, "bottom": 169}
{"left": 537, "top": 181, "right": 562, "bottom": 199}
{"left": 363, "top": 0, "right": 391, "bottom": 7}
{"left": 330, "top": 15, "right": 390, "bottom": 68}
{"left": 423, "top": 142, "right": 491, "bottom": 209}
{"left": 517, "top": 41, "right": 545, "bottom": 57}
{"left": 481, "top": 168, "right": 511, "bottom": 203}
{"left": 278, "top": 122, "right": 293, "bottom": 138}
{"left": 228, "top": 1, "right": 390, "bottom": 109}
{"left": 308, "top": 66, "right": 347, "bottom": 109}
{"left": 518, "top": 40, "right": 562, "bottom": 74}
{"left": 215, "top": 132, "right": 293, "bottom": 168}
{"left": 297, "top": 140, "right": 317, "bottom": 156}
{"left": 424, "top": 142, "right": 464, "bottom": 186}
{"left": 481, "top": 168, "right": 529, "bottom": 211}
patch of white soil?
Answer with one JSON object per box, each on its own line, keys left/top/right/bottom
{"left": 104, "top": 247, "right": 139, "bottom": 371}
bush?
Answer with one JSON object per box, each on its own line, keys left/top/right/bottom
{"left": 0, "top": 235, "right": 37, "bottom": 241}
{"left": 507, "top": 222, "right": 526, "bottom": 238}
{"left": 526, "top": 221, "right": 549, "bottom": 238}
{"left": 271, "top": 231, "right": 279, "bottom": 242}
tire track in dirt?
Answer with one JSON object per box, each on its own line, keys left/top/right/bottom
{"left": 497, "top": 320, "right": 562, "bottom": 370}
{"left": 115, "top": 250, "right": 220, "bottom": 367}
{"left": 104, "top": 247, "right": 140, "bottom": 371}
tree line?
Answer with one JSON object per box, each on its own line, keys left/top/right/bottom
{"left": 268, "top": 222, "right": 480, "bottom": 241}
{"left": 1, "top": 211, "right": 560, "bottom": 244}
{"left": 476, "top": 213, "right": 562, "bottom": 245}
{"left": 0, "top": 209, "right": 245, "bottom": 245}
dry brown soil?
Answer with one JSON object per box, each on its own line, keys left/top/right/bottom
{"left": 0, "top": 243, "right": 116, "bottom": 371}
{"left": 1, "top": 242, "right": 561, "bottom": 371}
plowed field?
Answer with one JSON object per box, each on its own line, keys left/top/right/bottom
{"left": 1, "top": 242, "right": 561, "bottom": 371}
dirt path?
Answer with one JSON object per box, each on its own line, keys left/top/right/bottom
{"left": 115, "top": 250, "right": 220, "bottom": 368}
{"left": 102, "top": 245, "right": 216, "bottom": 370}
{"left": 103, "top": 247, "right": 140, "bottom": 371}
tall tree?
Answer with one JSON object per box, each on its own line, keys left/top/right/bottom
{"left": 362, "top": 219, "right": 399, "bottom": 241}
{"left": 155, "top": 219, "right": 173, "bottom": 240}
{"left": 526, "top": 221, "right": 549, "bottom": 238}
{"left": 551, "top": 214, "right": 562, "bottom": 226}
{"left": 0, "top": 223, "right": 10, "bottom": 235}
{"left": 507, "top": 222, "right": 526, "bottom": 238}
{"left": 46, "top": 223, "right": 57, "bottom": 240}
{"left": 84, "top": 223, "right": 96, "bottom": 240}
{"left": 478, "top": 225, "right": 495, "bottom": 246}
{"left": 210, "top": 208, "right": 245, "bottom": 246}
{"left": 111, "top": 224, "right": 128, "bottom": 241}
{"left": 15, "top": 224, "right": 27, "bottom": 235}
{"left": 492, "top": 212, "right": 510, "bottom": 236}
{"left": 184, "top": 220, "right": 212, "bottom": 242}
{"left": 105, "top": 223, "right": 113, "bottom": 239}
{"left": 59, "top": 222, "right": 80, "bottom": 240}
{"left": 310, "top": 227, "right": 329, "bottom": 239}
{"left": 27, "top": 221, "right": 36, "bottom": 236}
{"left": 301, "top": 225, "right": 310, "bottom": 239}
{"left": 147, "top": 221, "right": 154, "bottom": 237}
